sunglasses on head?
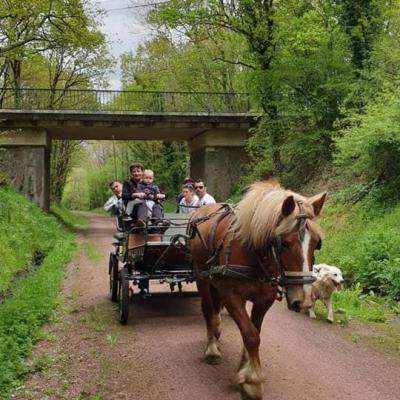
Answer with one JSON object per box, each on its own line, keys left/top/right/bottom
{"left": 195, "top": 185, "right": 204, "bottom": 189}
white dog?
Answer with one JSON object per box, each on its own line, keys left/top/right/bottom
{"left": 309, "top": 264, "right": 344, "bottom": 322}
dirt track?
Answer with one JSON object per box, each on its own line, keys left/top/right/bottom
{"left": 12, "top": 213, "right": 400, "bottom": 400}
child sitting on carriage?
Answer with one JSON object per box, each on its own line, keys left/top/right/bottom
{"left": 137, "top": 169, "right": 168, "bottom": 227}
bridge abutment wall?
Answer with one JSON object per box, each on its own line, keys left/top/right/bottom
{"left": 0, "top": 129, "right": 50, "bottom": 210}
{"left": 188, "top": 130, "right": 249, "bottom": 201}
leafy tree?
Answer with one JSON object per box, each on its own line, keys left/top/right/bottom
{"left": 145, "top": 0, "right": 357, "bottom": 186}
{"left": 334, "top": 2, "right": 400, "bottom": 199}
{"left": 338, "top": 0, "right": 384, "bottom": 70}
{"left": 0, "top": 1, "right": 112, "bottom": 204}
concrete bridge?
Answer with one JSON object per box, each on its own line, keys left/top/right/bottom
{"left": 0, "top": 88, "right": 256, "bottom": 210}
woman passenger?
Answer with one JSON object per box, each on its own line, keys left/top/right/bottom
{"left": 178, "top": 184, "right": 199, "bottom": 213}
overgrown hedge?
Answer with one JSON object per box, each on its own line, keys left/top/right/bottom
{"left": 317, "top": 189, "right": 400, "bottom": 301}
{"left": 0, "top": 187, "right": 77, "bottom": 399}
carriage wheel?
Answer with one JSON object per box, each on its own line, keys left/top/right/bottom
{"left": 119, "top": 267, "right": 130, "bottom": 325}
{"left": 109, "top": 253, "right": 119, "bottom": 302}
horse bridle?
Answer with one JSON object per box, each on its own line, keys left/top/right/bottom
{"left": 269, "top": 201, "right": 316, "bottom": 286}
{"left": 196, "top": 201, "right": 316, "bottom": 287}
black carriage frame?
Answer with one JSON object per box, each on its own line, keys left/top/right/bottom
{"left": 109, "top": 218, "right": 194, "bottom": 325}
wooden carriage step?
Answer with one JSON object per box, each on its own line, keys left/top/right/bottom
{"left": 127, "top": 233, "right": 162, "bottom": 249}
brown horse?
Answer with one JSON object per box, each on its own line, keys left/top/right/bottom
{"left": 188, "top": 181, "right": 326, "bottom": 400}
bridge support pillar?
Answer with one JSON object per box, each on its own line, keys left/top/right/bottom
{"left": 188, "top": 129, "right": 249, "bottom": 201}
{"left": 0, "top": 129, "right": 50, "bottom": 210}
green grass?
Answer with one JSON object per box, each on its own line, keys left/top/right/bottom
{"left": 0, "top": 234, "right": 76, "bottom": 400}
{"left": 0, "top": 187, "right": 77, "bottom": 399}
{"left": 331, "top": 286, "right": 388, "bottom": 323}
{"left": 90, "top": 207, "right": 108, "bottom": 215}
{"left": 316, "top": 191, "right": 400, "bottom": 301}
{"left": 163, "top": 199, "right": 178, "bottom": 213}
{"left": 0, "top": 188, "right": 73, "bottom": 294}
{"left": 81, "top": 242, "right": 100, "bottom": 263}
{"left": 51, "top": 205, "right": 87, "bottom": 229}
{"left": 29, "top": 353, "right": 54, "bottom": 373}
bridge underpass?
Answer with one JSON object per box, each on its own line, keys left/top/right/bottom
{"left": 0, "top": 89, "right": 256, "bottom": 209}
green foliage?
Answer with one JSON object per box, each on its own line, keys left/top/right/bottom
{"left": 332, "top": 285, "right": 387, "bottom": 323}
{"left": 144, "top": 0, "right": 357, "bottom": 187}
{"left": 317, "top": 191, "right": 400, "bottom": 300}
{"left": 50, "top": 205, "right": 87, "bottom": 230}
{"left": 62, "top": 140, "right": 188, "bottom": 211}
{"left": 29, "top": 353, "right": 53, "bottom": 373}
{"left": 0, "top": 187, "right": 71, "bottom": 293}
{"left": 335, "top": 90, "right": 400, "bottom": 190}
{"left": 0, "top": 187, "right": 76, "bottom": 399}
{"left": 338, "top": 0, "right": 384, "bottom": 69}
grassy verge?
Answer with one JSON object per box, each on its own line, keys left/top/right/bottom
{"left": 0, "top": 187, "right": 78, "bottom": 399}
{"left": 0, "top": 235, "right": 76, "bottom": 400}
{"left": 317, "top": 191, "right": 400, "bottom": 306}
{"left": 0, "top": 188, "right": 74, "bottom": 294}
{"left": 311, "top": 189, "right": 400, "bottom": 352}
{"left": 90, "top": 207, "right": 108, "bottom": 216}
{"left": 313, "top": 285, "right": 390, "bottom": 324}
{"left": 51, "top": 205, "right": 88, "bottom": 229}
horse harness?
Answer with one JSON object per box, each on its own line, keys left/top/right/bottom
{"left": 188, "top": 202, "right": 316, "bottom": 288}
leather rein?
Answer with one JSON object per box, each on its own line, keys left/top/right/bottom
{"left": 188, "top": 202, "right": 316, "bottom": 287}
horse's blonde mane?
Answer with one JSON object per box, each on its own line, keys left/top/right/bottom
{"left": 233, "top": 180, "right": 321, "bottom": 249}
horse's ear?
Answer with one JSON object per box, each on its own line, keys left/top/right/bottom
{"left": 281, "top": 195, "right": 296, "bottom": 217}
{"left": 309, "top": 192, "right": 327, "bottom": 217}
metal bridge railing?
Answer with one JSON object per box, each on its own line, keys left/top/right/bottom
{"left": 0, "top": 88, "right": 253, "bottom": 113}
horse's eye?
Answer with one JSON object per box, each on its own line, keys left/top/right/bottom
{"left": 315, "top": 240, "right": 322, "bottom": 250}
{"left": 281, "top": 241, "right": 290, "bottom": 249}
{"left": 334, "top": 273, "right": 337, "bottom": 276}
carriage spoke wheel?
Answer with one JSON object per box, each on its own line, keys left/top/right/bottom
{"left": 109, "top": 253, "right": 119, "bottom": 302}
{"left": 119, "top": 266, "right": 130, "bottom": 325}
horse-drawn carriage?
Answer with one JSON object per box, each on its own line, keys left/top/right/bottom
{"left": 108, "top": 214, "right": 194, "bottom": 324}
{"left": 107, "top": 181, "right": 328, "bottom": 400}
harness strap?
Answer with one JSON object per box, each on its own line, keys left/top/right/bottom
{"left": 200, "top": 264, "right": 315, "bottom": 285}
{"left": 284, "top": 271, "right": 315, "bottom": 277}
{"left": 279, "top": 276, "right": 316, "bottom": 285}
{"left": 187, "top": 204, "right": 232, "bottom": 251}
{"left": 193, "top": 200, "right": 317, "bottom": 287}
{"left": 200, "top": 264, "right": 260, "bottom": 280}
{"left": 207, "top": 204, "right": 234, "bottom": 252}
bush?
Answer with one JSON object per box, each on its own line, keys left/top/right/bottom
{"left": 0, "top": 186, "right": 77, "bottom": 399}
{"left": 335, "top": 89, "right": 400, "bottom": 193}
{"left": 317, "top": 191, "right": 400, "bottom": 300}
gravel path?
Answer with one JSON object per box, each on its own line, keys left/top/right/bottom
{"left": 12, "top": 213, "right": 400, "bottom": 400}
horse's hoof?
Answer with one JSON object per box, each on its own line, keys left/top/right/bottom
{"left": 240, "top": 384, "right": 262, "bottom": 400}
{"left": 204, "top": 354, "right": 222, "bottom": 365}
{"left": 240, "top": 389, "right": 257, "bottom": 400}
{"left": 240, "top": 389, "right": 261, "bottom": 400}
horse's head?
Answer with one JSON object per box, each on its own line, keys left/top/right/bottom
{"left": 277, "top": 193, "right": 326, "bottom": 312}
{"left": 234, "top": 181, "right": 326, "bottom": 312}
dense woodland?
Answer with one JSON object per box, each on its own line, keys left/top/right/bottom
{"left": 1, "top": 0, "right": 400, "bottom": 300}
